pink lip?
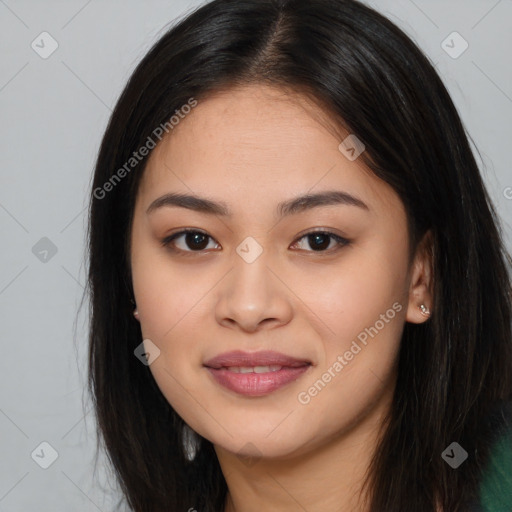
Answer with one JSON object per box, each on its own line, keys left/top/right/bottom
{"left": 206, "top": 366, "right": 311, "bottom": 396}
{"left": 203, "top": 350, "right": 312, "bottom": 396}
{"left": 203, "top": 350, "right": 311, "bottom": 369}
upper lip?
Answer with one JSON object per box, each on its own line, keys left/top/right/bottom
{"left": 203, "top": 350, "right": 312, "bottom": 369}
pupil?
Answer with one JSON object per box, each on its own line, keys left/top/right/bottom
{"left": 187, "top": 232, "right": 208, "bottom": 250}
{"left": 309, "top": 233, "right": 329, "bottom": 251}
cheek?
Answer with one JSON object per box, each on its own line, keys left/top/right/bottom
{"left": 131, "top": 239, "right": 214, "bottom": 340}
{"left": 298, "top": 246, "right": 408, "bottom": 421}
{"left": 132, "top": 256, "right": 210, "bottom": 413}
{"left": 295, "top": 263, "right": 405, "bottom": 440}
{"left": 303, "top": 247, "right": 407, "bottom": 343}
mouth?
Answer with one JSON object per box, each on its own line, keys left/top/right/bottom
{"left": 203, "top": 350, "right": 313, "bottom": 396}
{"left": 203, "top": 349, "right": 312, "bottom": 370}
{"left": 216, "top": 365, "right": 298, "bottom": 373}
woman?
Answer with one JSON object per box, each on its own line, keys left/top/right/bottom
{"left": 86, "top": 0, "right": 512, "bottom": 510}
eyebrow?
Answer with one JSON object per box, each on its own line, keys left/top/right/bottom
{"left": 146, "top": 190, "right": 370, "bottom": 218}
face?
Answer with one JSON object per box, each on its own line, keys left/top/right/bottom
{"left": 130, "top": 84, "right": 427, "bottom": 461}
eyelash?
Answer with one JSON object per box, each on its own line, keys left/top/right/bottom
{"left": 160, "top": 228, "right": 351, "bottom": 256}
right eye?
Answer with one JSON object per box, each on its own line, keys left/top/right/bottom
{"left": 161, "top": 229, "right": 220, "bottom": 254}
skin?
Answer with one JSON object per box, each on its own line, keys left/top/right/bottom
{"left": 130, "top": 84, "right": 433, "bottom": 512}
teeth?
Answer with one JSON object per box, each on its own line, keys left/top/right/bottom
{"left": 226, "top": 365, "right": 283, "bottom": 373}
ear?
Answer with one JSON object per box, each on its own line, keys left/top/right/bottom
{"left": 405, "top": 229, "right": 434, "bottom": 324}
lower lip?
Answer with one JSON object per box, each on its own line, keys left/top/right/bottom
{"left": 205, "top": 365, "right": 311, "bottom": 396}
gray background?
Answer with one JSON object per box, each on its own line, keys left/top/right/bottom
{"left": 1, "top": 0, "right": 511, "bottom": 510}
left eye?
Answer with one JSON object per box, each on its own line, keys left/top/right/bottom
{"left": 161, "top": 230, "right": 350, "bottom": 254}
{"left": 291, "top": 231, "right": 350, "bottom": 252}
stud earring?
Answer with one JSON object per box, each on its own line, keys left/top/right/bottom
{"left": 419, "top": 304, "right": 431, "bottom": 317}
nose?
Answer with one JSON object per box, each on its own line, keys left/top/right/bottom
{"left": 214, "top": 250, "right": 293, "bottom": 333}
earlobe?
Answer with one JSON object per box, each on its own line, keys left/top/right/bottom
{"left": 133, "top": 308, "right": 140, "bottom": 321}
{"left": 406, "top": 302, "right": 431, "bottom": 323}
{"left": 405, "top": 230, "right": 434, "bottom": 324}
{"left": 406, "top": 299, "right": 432, "bottom": 324}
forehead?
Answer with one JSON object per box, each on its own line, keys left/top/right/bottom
{"left": 138, "top": 84, "right": 402, "bottom": 219}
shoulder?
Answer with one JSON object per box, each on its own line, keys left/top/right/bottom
{"left": 478, "top": 401, "right": 512, "bottom": 511}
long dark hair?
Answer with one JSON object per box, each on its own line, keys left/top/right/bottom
{"left": 85, "top": 0, "right": 512, "bottom": 510}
